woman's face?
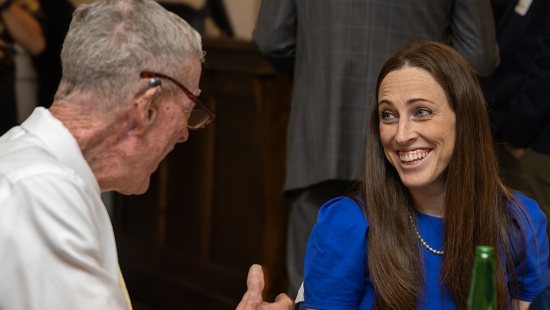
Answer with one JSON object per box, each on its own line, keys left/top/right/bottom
{"left": 378, "top": 66, "right": 456, "bottom": 195}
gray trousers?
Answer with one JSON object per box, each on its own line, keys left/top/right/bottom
{"left": 286, "top": 180, "right": 352, "bottom": 298}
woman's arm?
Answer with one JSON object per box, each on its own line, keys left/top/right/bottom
{"left": 510, "top": 194, "right": 549, "bottom": 307}
{"left": 302, "top": 197, "right": 369, "bottom": 309}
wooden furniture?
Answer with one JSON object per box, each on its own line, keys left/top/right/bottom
{"left": 113, "top": 38, "right": 293, "bottom": 309}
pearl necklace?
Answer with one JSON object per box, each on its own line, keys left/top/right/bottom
{"left": 407, "top": 210, "right": 444, "bottom": 256}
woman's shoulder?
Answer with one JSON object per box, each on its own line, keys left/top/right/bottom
{"left": 510, "top": 192, "right": 546, "bottom": 222}
{"left": 305, "top": 196, "right": 370, "bottom": 309}
{"left": 316, "top": 196, "right": 369, "bottom": 230}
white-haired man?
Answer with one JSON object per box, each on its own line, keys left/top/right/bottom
{"left": 0, "top": 0, "right": 292, "bottom": 309}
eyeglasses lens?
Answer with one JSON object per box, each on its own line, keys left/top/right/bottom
{"left": 187, "top": 109, "right": 211, "bottom": 129}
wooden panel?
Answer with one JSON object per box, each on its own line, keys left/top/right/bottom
{"left": 114, "top": 38, "right": 293, "bottom": 309}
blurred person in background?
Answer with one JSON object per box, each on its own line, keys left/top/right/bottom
{"left": 155, "top": 0, "right": 234, "bottom": 37}
{"left": 482, "top": 0, "right": 550, "bottom": 308}
{"left": 483, "top": 0, "right": 550, "bottom": 235}
{"left": 0, "top": 0, "right": 44, "bottom": 135}
{"left": 32, "top": 0, "right": 74, "bottom": 109}
{"left": 491, "top": 0, "right": 512, "bottom": 24}
{"left": 253, "top": 0, "right": 500, "bottom": 296}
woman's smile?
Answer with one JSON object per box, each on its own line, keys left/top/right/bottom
{"left": 398, "top": 149, "right": 431, "bottom": 165}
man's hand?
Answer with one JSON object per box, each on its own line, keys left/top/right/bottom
{"left": 236, "top": 264, "right": 294, "bottom": 310}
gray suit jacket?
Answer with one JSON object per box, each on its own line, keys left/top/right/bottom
{"left": 253, "top": 0, "right": 499, "bottom": 192}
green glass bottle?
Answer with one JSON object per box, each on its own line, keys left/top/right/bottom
{"left": 467, "top": 246, "right": 497, "bottom": 310}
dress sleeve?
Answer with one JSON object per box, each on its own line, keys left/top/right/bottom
{"left": 0, "top": 174, "right": 127, "bottom": 310}
{"left": 303, "top": 197, "right": 369, "bottom": 310}
{"left": 513, "top": 194, "right": 549, "bottom": 301}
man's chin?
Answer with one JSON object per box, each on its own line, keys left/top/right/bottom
{"left": 117, "top": 179, "right": 150, "bottom": 195}
{"left": 133, "top": 186, "right": 150, "bottom": 195}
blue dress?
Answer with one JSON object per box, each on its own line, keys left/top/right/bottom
{"left": 303, "top": 193, "right": 549, "bottom": 309}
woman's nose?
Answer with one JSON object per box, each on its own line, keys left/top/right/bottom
{"left": 395, "top": 118, "right": 417, "bottom": 144}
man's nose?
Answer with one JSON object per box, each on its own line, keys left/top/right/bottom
{"left": 178, "top": 128, "right": 189, "bottom": 143}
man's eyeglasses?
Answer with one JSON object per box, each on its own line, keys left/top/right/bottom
{"left": 140, "top": 71, "right": 215, "bottom": 130}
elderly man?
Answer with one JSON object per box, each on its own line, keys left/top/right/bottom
{"left": 0, "top": 0, "right": 292, "bottom": 309}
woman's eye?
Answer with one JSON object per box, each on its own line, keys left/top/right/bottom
{"left": 380, "top": 111, "right": 395, "bottom": 120}
{"left": 416, "top": 108, "right": 432, "bottom": 117}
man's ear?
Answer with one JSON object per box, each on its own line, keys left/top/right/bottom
{"left": 130, "top": 86, "right": 162, "bottom": 135}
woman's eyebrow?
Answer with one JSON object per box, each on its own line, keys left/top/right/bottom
{"left": 378, "top": 99, "right": 393, "bottom": 106}
{"left": 407, "top": 98, "right": 435, "bottom": 105}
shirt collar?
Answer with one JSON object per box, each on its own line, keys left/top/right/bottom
{"left": 20, "top": 107, "right": 101, "bottom": 196}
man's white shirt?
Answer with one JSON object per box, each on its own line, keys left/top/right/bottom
{"left": 0, "top": 107, "right": 127, "bottom": 309}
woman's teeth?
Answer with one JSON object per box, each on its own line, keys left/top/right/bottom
{"left": 400, "top": 152, "right": 428, "bottom": 163}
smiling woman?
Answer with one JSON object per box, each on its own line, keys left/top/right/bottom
{"left": 300, "top": 42, "right": 549, "bottom": 310}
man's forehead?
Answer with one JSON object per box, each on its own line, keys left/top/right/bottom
{"left": 185, "top": 57, "right": 203, "bottom": 92}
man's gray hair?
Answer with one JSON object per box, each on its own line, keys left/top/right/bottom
{"left": 57, "top": 0, "right": 203, "bottom": 111}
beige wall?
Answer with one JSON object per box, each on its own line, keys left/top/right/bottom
{"left": 223, "top": 0, "right": 260, "bottom": 40}
{"left": 69, "top": 0, "right": 261, "bottom": 40}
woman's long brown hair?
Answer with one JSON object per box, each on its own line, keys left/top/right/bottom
{"left": 359, "top": 42, "right": 525, "bottom": 309}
